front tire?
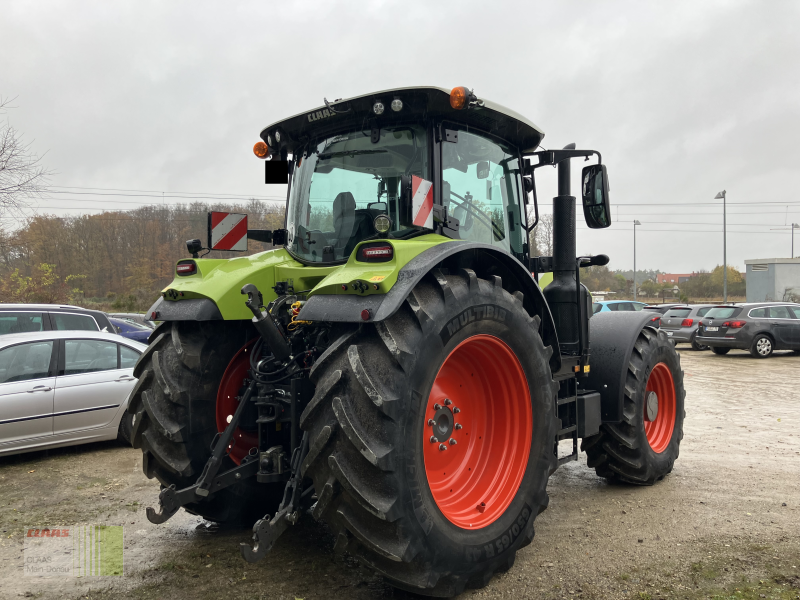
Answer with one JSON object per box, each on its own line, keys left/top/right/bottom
{"left": 711, "top": 346, "right": 730, "bottom": 355}
{"left": 582, "top": 327, "right": 685, "bottom": 485}
{"left": 300, "top": 269, "right": 558, "bottom": 596}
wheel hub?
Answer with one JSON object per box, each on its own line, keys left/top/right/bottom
{"left": 431, "top": 404, "right": 455, "bottom": 443}
{"left": 645, "top": 391, "right": 658, "bottom": 421}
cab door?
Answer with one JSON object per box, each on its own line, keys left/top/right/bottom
{"left": 53, "top": 339, "right": 122, "bottom": 435}
{"left": 0, "top": 340, "right": 57, "bottom": 446}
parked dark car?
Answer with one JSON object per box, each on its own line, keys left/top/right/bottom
{"left": 659, "top": 305, "right": 716, "bottom": 350}
{"left": 695, "top": 303, "right": 800, "bottom": 358}
{"left": 109, "top": 313, "right": 155, "bottom": 329}
{"left": 110, "top": 317, "right": 152, "bottom": 344}
{"left": 0, "top": 304, "right": 114, "bottom": 336}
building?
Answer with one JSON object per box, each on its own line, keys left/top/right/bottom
{"left": 656, "top": 273, "right": 696, "bottom": 285}
{"left": 744, "top": 258, "right": 800, "bottom": 302}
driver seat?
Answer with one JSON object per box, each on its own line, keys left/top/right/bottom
{"left": 332, "top": 192, "right": 356, "bottom": 250}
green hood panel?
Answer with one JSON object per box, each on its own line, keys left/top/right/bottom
{"left": 308, "top": 234, "right": 453, "bottom": 297}
{"left": 163, "top": 249, "right": 333, "bottom": 320}
{"left": 161, "top": 235, "right": 453, "bottom": 320}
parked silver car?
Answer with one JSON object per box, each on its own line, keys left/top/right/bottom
{"left": 659, "top": 304, "right": 716, "bottom": 350}
{"left": 0, "top": 330, "right": 146, "bottom": 456}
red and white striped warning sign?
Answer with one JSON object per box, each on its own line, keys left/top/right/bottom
{"left": 210, "top": 212, "right": 248, "bottom": 251}
{"left": 411, "top": 175, "right": 433, "bottom": 229}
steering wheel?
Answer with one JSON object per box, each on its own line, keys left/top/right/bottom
{"left": 447, "top": 190, "right": 505, "bottom": 240}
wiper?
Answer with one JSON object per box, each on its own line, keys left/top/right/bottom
{"left": 318, "top": 149, "right": 388, "bottom": 160}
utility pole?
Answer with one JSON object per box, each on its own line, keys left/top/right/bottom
{"left": 794, "top": 223, "right": 799, "bottom": 258}
{"left": 715, "top": 191, "right": 727, "bottom": 303}
{"left": 633, "top": 220, "right": 641, "bottom": 300}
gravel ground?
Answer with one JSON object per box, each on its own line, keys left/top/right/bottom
{"left": 0, "top": 347, "right": 798, "bottom": 600}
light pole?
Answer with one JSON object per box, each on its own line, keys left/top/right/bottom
{"left": 715, "top": 190, "right": 727, "bottom": 303}
{"left": 633, "top": 220, "right": 641, "bottom": 300}
{"left": 794, "top": 223, "right": 799, "bottom": 258}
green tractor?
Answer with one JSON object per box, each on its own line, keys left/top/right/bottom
{"left": 130, "top": 86, "right": 685, "bottom": 596}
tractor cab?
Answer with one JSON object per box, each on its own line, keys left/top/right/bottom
{"left": 256, "top": 86, "right": 548, "bottom": 266}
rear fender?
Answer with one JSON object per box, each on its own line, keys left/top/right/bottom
{"left": 582, "top": 311, "right": 658, "bottom": 423}
{"left": 298, "top": 241, "right": 561, "bottom": 372}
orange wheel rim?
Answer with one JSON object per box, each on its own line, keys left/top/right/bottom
{"left": 216, "top": 339, "right": 259, "bottom": 465}
{"left": 423, "top": 335, "right": 532, "bottom": 529}
{"left": 644, "top": 362, "right": 676, "bottom": 453}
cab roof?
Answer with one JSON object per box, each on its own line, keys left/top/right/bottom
{"left": 260, "top": 86, "right": 545, "bottom": 154}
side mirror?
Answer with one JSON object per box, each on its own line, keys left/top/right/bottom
{"left": 476, "top": 161, "right": 490, "bottom": 179}
{"left": 581, "top": 164, "right": 611, "bottom": 229}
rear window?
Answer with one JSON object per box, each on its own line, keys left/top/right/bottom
{"left": 791, "top": 307, "right": 800, "bottom": 319}
{"left": 769, "top": 306, "right": 793, "bottom": 319}
{"left": 120, "top": 344, "right": 141, "bottom": 369}
{"left": 704, "top": 307, "right": 740, "bottom": 319}
{"left": 0, "top": 312, "right": 45, "bottom": 335}
{"left": 696, "top": 307, "right": 713, "bottom": 317}
{"left": 52, "top": 313, "right": 99, "bottom": 332}
{"left": 664, "top": 308, "right": 691, "bottom": 318}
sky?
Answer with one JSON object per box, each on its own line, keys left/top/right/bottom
{"left": 2, "top": 0, "right": 800, "bottom": 273}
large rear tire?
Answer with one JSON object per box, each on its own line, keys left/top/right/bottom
{"left": 128, "top": 321, "right": 283, "bottom": 524}
{"left": 582, "top": 327, "right": 685, "bottom": 485}
{"left": 300, "top": 268, "right": 558, "bottom": 596}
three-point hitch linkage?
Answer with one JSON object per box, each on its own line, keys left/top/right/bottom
{"left": 146, "top": 283, "right": 313, "bottom": 562}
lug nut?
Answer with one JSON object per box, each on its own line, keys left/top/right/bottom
{"left": 454, "top": 423, "right": 462, "bottom": 430}
{"left": 439, "top": 443, "right": 447, "bottom": 451}
{"left": 428, "top": 419, "right": 435, "bottom": 426}
{"left": 430, "top": 436, "right": 438, "bottom": 443}
{"left": 449, "top": 438, "right": 457, "bottom": 445}
{"left": 453, "top": 407, "right": 461, "bottom": 414}
{"left": 444, "top": 398, "right": 452, "bottom": 406}
{"left": 433, "top": 403, "right": 442, "bottom": 410}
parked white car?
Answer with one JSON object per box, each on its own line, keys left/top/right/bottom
{"left": 0, "top": 330, "right": 146, "bottom": 456}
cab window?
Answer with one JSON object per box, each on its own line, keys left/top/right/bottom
{"left": 441, "top": 129, "right": 525, "bottom": 256}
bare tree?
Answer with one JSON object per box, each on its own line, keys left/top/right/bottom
{"left": 529, "top": 213, "right": 553, "bottom": 256}
{"left": 0, "top": 97, "right": 50, "bottom": 219}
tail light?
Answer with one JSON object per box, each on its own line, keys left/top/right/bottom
{"left": 650, "top": 316, "right": 660, "bottom": 322}
{"left": 681, "top": 318, "right": 693, "bottom": 327}
{"left": 723, "top": 320, "right": 746, "bottom": 328}
{"left": 176, "top": 260, "right": 197, "bottom": 276}
{"left": 357, "top": 243, "right": 393, "bottom": 263}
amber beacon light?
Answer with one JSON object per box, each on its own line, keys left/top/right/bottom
{"left": 450, "top": 86, "right": 469, "bottom": 110}
{"left": 253, "top": 141, "right": 269, "bottom": 159}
